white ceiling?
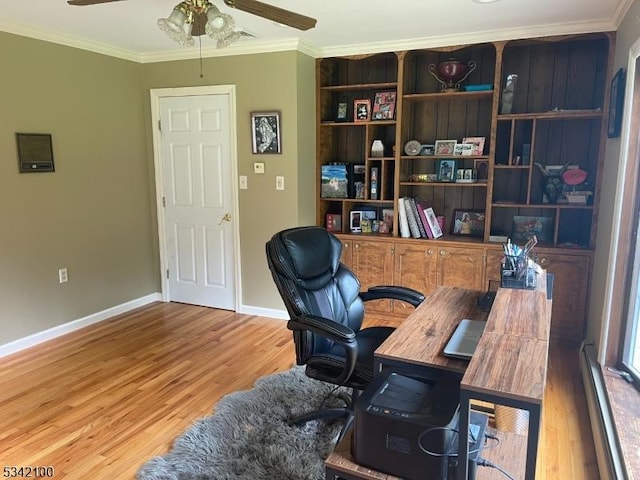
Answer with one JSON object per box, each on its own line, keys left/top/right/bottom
{"left": 0, "top": 0, "right": 633, "bottom": 62}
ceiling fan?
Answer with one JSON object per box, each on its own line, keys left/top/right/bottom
{"left": 67, "top": 0, "right": 317, "bottom": 33}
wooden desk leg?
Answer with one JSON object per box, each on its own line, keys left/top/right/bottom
{"left": 525, "top": 404, "right": 542, "bottom": 480}
{"left": 457, "top": 391, "right": 472, "bottom": 480}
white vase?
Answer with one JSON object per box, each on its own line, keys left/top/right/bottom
{"left": 371, "top": 140, "right": 384, "bottom": 157}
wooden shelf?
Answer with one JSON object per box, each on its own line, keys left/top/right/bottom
{"left": 497, "top": 109, "right": 603, "bottom": 120}
{"left": 320, "top": 82, "right": 398, "bottom": 92}
{"left": 320, "top": 120, "right": 396, "bottom": 127}
{"left": 401, "top": 182, "right": 487, "bottom": 187}
{"left": 404, "top": 90, "right": 494, "bottom": 102}
{"left": 401, "top": 155, "right": 490, "bottom": 161}
{"left": 491, "top": 202, "right": 594, "bottom": 210}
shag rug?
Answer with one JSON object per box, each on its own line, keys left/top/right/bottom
{"left": 137, "top": 367, "right": 347, "bottom": 480}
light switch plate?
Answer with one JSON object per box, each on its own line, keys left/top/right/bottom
{"left": 239, "top": 175, "right": 247, "bottom": 189}
{"left": 276, "top": 176, "right": 285, "bottom": 190}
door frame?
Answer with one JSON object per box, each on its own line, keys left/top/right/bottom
{"left": 149, "top": 85, "right": 241, "bottom": 310}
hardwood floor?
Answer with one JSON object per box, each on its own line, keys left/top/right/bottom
{"left": 0, "top": 302, "right": 598, "bottom": 479}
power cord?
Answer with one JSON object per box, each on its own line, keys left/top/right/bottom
{"left": 417, "top": 427, "right": 484, "bottom": 458}
{"left": 476, "top": 457, "right": 516, "bottom": 480}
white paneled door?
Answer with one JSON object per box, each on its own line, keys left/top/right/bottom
{"left": 157, "top": 92, "right": 236, "bottom": 310}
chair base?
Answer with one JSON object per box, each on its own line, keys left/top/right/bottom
{"left": 288, "top": 389, "right": 359, "bottom": 444}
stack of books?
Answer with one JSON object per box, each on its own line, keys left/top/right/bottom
{"left": 398, "top": 197, "right": 443, "bottom": 239}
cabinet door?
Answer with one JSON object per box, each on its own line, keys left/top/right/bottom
{"left": 437, "top": 246, "right": 486, "bottom": 290}
{"left": 538, "top": 253, "right": 591, "bottom": 340}
{"left": 393, "top": 242, "right": 438, "bottom": 314}
{"left": 352, "top": 240, "right": 394, "bottom": 313}
{"left": 339, "top": 238, "right": 353, "bottom": 272}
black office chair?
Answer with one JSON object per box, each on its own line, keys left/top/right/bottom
{"left": 265, "top": 226, "right": 424, "bottom": 442}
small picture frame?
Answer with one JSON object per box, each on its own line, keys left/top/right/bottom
{"left": 436, "top": 159, "right": 457, "bottom": 182}
{"left": 451, "top": 209, "right": 485, "bottom": 237}
{"left": 350, "top": 210, "right": 363, "bottom": 233}
{"left": 512, "top": 215, "right": 553, "bottom": 244}
{"left": 372, "top": 91, "right": 397, "bottom": 120}
{"left": 420, "top": 144, "right": 435, "bottom": 156}
{"left": 462, "top": 136, "right": 486, "bottom": 156}
{"left": 354, "top": 99, "right": 371, "bottom": 122}
{"left": 251, "top": 111, "right": 281, "bottom": 154}
{"left": 474, "top": 159, "right": 489, "bottom": 182}
{"left": 454, "top": 143, "right": 474, "bottom": 156}
{"left": 434, "top": 139, "right": 458, "bottom": 156}
{"left": 608, "top": 68, "right": 625, "bottom": 138}
{"left": 336, "top": 102, "right": 348, "bottom": 122}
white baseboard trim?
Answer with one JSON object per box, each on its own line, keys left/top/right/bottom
{"left": 0, "top": 293, "right": 162, "bottom": 358}
{"left": 238, "top": 304, "right": 288, "bottom": 320}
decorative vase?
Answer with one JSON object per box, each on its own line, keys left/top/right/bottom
{"left": 371, "top": 139, "right": 384, "bottom": 157}
{"left": 428, "top": 59, "right": 477, "bottom": 92}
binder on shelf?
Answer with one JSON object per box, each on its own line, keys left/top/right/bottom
{"left": 408, "top": 197, "right": 427, "bottom": 238}
{"left": 370, "top": 167, "right": 379, "bottom": 200}
{"left": 416, "top": 201, "right": 434, "bottom": 239}
{"left": 397, "top": 197, "right": 411, "bottom": 238}
{"left": 403, "top": 197, "right": 422, "bottom": 239}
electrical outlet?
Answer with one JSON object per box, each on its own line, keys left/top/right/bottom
{"left": 58, "top": 268, "right": 68, "bottom": 284}
{"left": 276, "top": 176, "right": 285, "bottom": 190}
{"left": 239, "top": 175, "right": 248, "bottom": 189}
{"left": 254, "top": 162, "right": 265, "bottom": 174}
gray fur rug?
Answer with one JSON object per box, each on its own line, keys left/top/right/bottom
{"left": 137, "top": 367, "right": 346, "bottom": 480}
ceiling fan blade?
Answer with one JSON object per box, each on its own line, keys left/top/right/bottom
{"left": 67, "top": 0, "right": 126, "bottom": 5}
{"left": 223, "top": 0, "right": 316, "bottom": 31}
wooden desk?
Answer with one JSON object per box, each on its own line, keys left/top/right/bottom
{"left": 457, "top": 275, "right": 551, "bottom": 480}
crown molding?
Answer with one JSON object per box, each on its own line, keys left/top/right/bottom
{"left": 316, "top": 18, "right": 618, "bottom": 59}
{"left": 0, "top": 20, "right": 143, "bottom": 62}
{"left": 0, "top": 15, "right": 620, "bottom": 64}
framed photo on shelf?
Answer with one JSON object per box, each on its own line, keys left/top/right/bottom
{"left": 250, "top": 111, "right": 281, "bottom": 154}
{"left": 354, "top": 99, "right": 371, "bottom": 122}
{"left": 454, "top": 143, "right": 474, "bottom": 156}
{"left": 511, "top": 215, "right": 553, "bottom": 244}
{"left": 434, "top": 139, "right": 458, "bottom": 155}
{"left": 350, "top": 210, "right": 364, "bottom": 233}
{"left": 462, "top": 136, "right": 486, "bottom": 155}
{"left": 608, "top": 68, "right": 625, "bottom": 138}
{"left": 336, "top": 102, "right": 349, "bottom": 122}
{"left": 451, "top": 209, "right": 485, "bottom": 237}
{"left": 474, "top": 159, "right": 489, "bottom": 181}
{"left": 436, "top": 159, "right": 457, "bottom": 182}
{"left": 372, "top": 91, "right": 397, "bottom": 120}
{"left": 321, "top": 163, "right": 348, "bottom": 198}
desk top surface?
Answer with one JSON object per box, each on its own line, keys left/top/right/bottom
{"left": 375, "top": 276, "right": 552, "bottom": 404}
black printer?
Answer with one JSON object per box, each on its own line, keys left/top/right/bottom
{"left": 352, "top": 371, "right": 487, "bottom": 480}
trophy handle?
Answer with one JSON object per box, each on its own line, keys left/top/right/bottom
{"left": 454, "top": 60, "right": 477, "bottom": 89}
{"left": 427, "top": 63, "right": 447, "bottom": 90}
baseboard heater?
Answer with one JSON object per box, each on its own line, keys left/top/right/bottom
{"left": 579, "top": 342, "right": 626, "bottom": 479}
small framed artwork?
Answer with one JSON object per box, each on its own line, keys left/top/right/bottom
{"left": 608, "top": 68, "right": 625, "bottom": 138}
{"left": 420, "top": 144, "right": 435, "bottom": 156}
{"left": 354, "top": 99, "right": 371, "bottom": 122}
{"left": 474, "top": 159, "right": 489, "bottom": 182}
{"left": 451, "top": 209, "right": 485, "bottom": 237}
{"left": 16, "top": 133, "right": 55, "bottom": 173}
{"left": 454, "top": 143, "right": 474, "bottom": 156}
{"left": 251, "top": 111, "right": 281, "bottom": 154}
{"left": 350, "top": 210, "right": 363, "bottom": 233}
{"left": 436, "top": 159, "right": 457, "bottom": 182}
{"left": 511, "top": 215, "right": 553, "bottom": 244}
{"left": 336, "top": 102, "right": 348, "bottom": 122}
{"left": 372, "top": 91, "right": 397, "bottom": 120}
{"left": 462, "top": 136, "right": 486, "bottom": 155}
{"left": 434, "top": 139, "right": 458, "bottom": 156}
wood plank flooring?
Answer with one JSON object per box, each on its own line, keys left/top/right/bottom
{"left": 0, "top": 302, "right": 598, "bottom": 479}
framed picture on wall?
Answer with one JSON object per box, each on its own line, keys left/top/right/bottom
{"left": 251, "top": 111, "right": 282, "bottom": 154}
{"left": 608, "top": 68, "right": 625, "bottom": 138}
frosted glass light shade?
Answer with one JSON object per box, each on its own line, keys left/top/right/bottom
{"left": 205, "top": 6, "right": 234, "bottom": 40}
{"left": 158, "top": 3, "right": 195, "bottom": 47}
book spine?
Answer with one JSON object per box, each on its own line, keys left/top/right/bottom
{"left": 425, "top": 207, "right": 443, "bottom": 238}
{"left": 416, "top": 202, "right": 434, "bottom": 239}
{"left": 409, "top": 197, "right": 427, "bottom": 238}
{"left": 370, "top": 167, "right": 379, "bottom": 200}
{"left": 403, "top": 198, "right": 422, "bottom": 239}
{"left": 397, "top": 197, "right": 411, "bottom": 238}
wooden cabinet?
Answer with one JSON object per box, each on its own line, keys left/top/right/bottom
{"left": 321, "top": 33, "right": 614, "bottom": 341}
{"left": 436, "top": 245, "right": 486, "bottom": 291}
{"left": 537, "top": 252, "right": 592, "bottom": 340}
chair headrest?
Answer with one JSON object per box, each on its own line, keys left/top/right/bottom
{"left": 273, "top": 226, "right": 342, "bottom": 289}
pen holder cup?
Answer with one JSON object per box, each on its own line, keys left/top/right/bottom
{"left": 501, "top": 254, "right": 537, "bottom": 289}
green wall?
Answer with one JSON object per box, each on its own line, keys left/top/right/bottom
{"left": 588, "top": 2, "right": 640, "bottom": 350}
{"left": 0, "top": 32, "right": 316, "bottom": 347}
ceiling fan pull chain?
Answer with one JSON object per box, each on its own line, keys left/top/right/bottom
{"left": 199, "top": 36, "right": 204, "bottom": 78}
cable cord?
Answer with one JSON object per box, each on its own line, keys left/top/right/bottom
{"left": 476, "top": 457, "right": 516, "bottom": 480}
{"left": 417, "top": 427, "right": 484, "bottom": 458}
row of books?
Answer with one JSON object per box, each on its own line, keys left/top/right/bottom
{"left": 398, "top": 197, "right": 443, "bottom": 239}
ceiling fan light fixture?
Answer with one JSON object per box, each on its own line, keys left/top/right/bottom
{"left": 158, "top": 2, "right": 195, "bottom": 47}
{"left": 217, "top": 31, "right": 242, "bottom": 49}
{"left": 205, "top": 8, "right": 235, "bottom": 40}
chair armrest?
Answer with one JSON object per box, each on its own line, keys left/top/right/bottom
{"left": 287, "top": 314, "right": 356, "bottom": 343}
{"left": 287, "top": 314, "right": 358, "bottom": 386}
{"left": 360, "top": 285, "right": 425, "bottom": 307}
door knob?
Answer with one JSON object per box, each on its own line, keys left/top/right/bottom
{"left": 218, "top": 213, "right": 232, "bottom": 225}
